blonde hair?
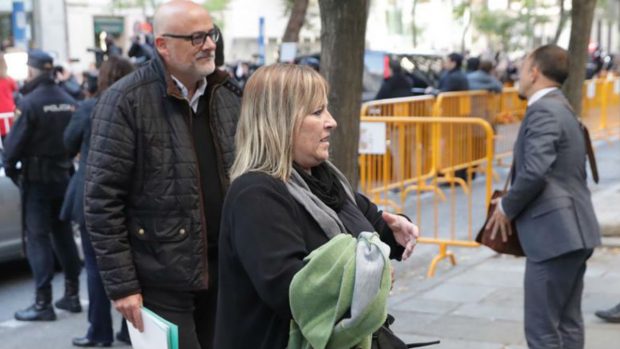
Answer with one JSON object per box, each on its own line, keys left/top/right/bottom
{"left": 230, "top": 63, "right": 328, "bottom": 182}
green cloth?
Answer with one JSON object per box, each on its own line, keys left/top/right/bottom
{"left": 288, "top": 233, "right": 391, "bottom": 349}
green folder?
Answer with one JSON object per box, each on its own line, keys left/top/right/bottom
{"left": 142, "top": 307, "right": 179, "bottom": 349}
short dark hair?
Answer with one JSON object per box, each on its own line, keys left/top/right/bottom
{"left": 466, "top": 57, "right": 480, "bottom": 72}
{"left": 530, "top": 44, "right": 569, "bottom": 85}
{"left": 448, "top": 53, "right": 464, "bottom": 69}
{"left": 96, "top": 56, "right": 134, "bottom": 96}
{"left": 479, "top": 60, "right": 494, "bottom": 74}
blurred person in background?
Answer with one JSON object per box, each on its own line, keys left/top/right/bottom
{"left": 437, "top": 52, "right": 469, "bottom": 92}
{"left": 0, "top": 52, "right": 18, "bottom": 141}
{"left": 3, "top": 49, "right": 82, "bottom": 322}
{"left": 426, "top": 52, "right": 469, "bottom": 95}
{"left": 375, "top": 58, "right": 414, "bottom": 100}
{"left": 465, "top": 56, "right": 480, "bottom": 74}
{"left": 128, "top": 35, "right": 154, "bottom": 66}
{"left": 55, "top": 64, "right": 85, "bottom": 100}
{"left": 467, "top": 59, "right": 503, "bottom": 93}
{"left": 61, "top": 55, "right": 134, "bottom": 348}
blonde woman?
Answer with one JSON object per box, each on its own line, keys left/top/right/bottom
{"left": 215, "top": 64, "right": 419, "bottom": 349}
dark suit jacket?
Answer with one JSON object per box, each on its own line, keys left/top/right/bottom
{"left": 502, "top": 90, "right": 601, "bottom": 262}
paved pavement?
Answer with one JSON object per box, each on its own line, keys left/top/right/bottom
{"left": 385, "top": 137, "right": 620, "bottom": 348}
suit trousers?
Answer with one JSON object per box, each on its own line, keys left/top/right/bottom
{"left": 524, "top": 248, "right": 593, "bottom": 349}
{"left": 141, "top": 259, "right": 218, "bottom": 349}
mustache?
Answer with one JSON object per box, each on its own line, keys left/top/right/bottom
{"left": 196, "top": 51, "right": 214, "bottom": 59}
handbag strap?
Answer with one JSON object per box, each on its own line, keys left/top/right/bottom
{"left": 581, "top": 123, "right": 599, "bottom": 184}
{"left": 407, "top": 341, "right": 441, "bottom": 348}
{"left": 503, "top": 166, "right": 513, "bottom": 192}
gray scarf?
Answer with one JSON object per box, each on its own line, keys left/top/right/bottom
{"left": 286, "top": 161, "right": 356, "bottom": 239}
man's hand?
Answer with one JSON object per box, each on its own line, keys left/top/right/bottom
{"left": 485, "top": 198, "right": 513, "bottom": 242}
{"left": 382, "top": 212, "right": 419, "bottom": 261}
{"left": 113, "top": 293, "right": 144, "bottom": 332}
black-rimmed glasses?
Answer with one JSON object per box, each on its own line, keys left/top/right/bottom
{"left": 162, "top": 28, "right": 220, "bottom": 47}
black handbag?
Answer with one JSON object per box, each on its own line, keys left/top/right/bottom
{"left": 371, "top": 314, "right": 440, "bottom": 349}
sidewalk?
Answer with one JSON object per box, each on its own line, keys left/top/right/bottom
{"left": 389, "top": 246, "right": 620, "bottom": 349}
{"left": 387, "top": 178, "right": 620, "bottom": 348}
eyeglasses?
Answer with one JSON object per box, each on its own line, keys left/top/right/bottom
{"left": 162, "top": 28, "right": 220, "bottom": 47}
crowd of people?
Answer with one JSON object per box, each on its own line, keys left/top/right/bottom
{"left": 375, "top": 46, "right": 619, "bottom": 101}
{"left": 0, "top": 1, "right": 619, "bottom": 349}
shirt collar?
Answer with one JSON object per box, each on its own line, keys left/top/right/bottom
{"left": 528, "top": 87, "right": 558, "bottom": 106}
{"left": 171, "top": 75, "right": 208, "bottom": 113}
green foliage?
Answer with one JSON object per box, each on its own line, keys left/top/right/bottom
{"left": 204, "top": 0, "right": 230, "bottom": 12}
{"left": 204, "top": 0, "right": 231, "bottom": 30}
{"left": 454, "top": 0, "right": 553, "bottom": 52}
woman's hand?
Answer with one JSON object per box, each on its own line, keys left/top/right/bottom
{"left": 382, "top": 212, "right": 419, "bottom": 261}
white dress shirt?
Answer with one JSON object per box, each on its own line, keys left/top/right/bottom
{"left": 171, "top": 76, "right": 208, "bottom": 113}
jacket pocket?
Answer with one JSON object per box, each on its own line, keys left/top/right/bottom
{"left": 530, "top": 196, "right": 573, "bottom": 218}
{"left": 128, "top": 216, "right": 191, "bottom": 242}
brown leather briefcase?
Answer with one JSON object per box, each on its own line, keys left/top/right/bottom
{"left": 475, "top": 185, "right": 525, "bottom": 257}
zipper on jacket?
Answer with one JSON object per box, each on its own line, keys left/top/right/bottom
{"left": 174, "top": 96, "right": 211, "bottom": 289}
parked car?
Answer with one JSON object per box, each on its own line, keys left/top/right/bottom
{"left": 295, "top": 50, "right": 443, "bottom": 101}
{"left": 0, "top": 154, "right": 23, "bottom": 263}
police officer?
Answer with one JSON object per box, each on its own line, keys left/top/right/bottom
{"left": 3, "top": 50, "right": 82, "bottom": 321}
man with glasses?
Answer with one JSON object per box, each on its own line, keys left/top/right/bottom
{"left": 84, "top": 1, "right": 241, "bottom": 348}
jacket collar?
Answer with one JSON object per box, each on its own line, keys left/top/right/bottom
{"left": 19, "top": 72, "right": 55, "bottom": 95}
{"left": 152, "top": 53, "right": 229, "bottom": 100}
{"left": 527, "top": 86, "right": 558, "bottom": 106}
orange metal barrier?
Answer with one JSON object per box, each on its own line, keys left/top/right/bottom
{"left": 432, "top": 90, "right": 499, "bottom": 188}
{"left": 581, "top": 78, "right": 620, "bottom": 139}
{"left": 608, "top": 78, "right": 620, "bottom": 131}
{"left": 494, "top": 88, "right": 527, "bottom": 164}
{"left": 361, "top": 95, "right": 436, "bottom": 117}
{"left": 359, "top": 116, "right": 495, "bottom": 277}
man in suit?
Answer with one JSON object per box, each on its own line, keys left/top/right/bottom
{"left": 486, "top": 44, "right": 601, "bottom": 349}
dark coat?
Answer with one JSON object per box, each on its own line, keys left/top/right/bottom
{"left": 214, "top": 172, "right": 404, "bottom": 349}
{"left": 3, "top": 74, "right": 76, "bottom": 184}
{"left": 438, "top": 68, "right": 469, "bottom": 92}
{"left": 60, "top": 98, "right": 97, "bottom": 224}
{"left": 375, "top": 73, "right": 414, "bottom": 100}
{"left": 84, "top": 54, "right": 241, "bottom": 300}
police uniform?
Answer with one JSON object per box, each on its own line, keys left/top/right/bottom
{"left": 2, "top": 50, "right": 82, "bottom": 321}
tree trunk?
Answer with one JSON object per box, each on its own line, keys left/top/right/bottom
{"left": 563, "top": 0, "right": 597, "bottom": 113}
{"left": 318, "top": 0, "right": 369, "bottom": 185}
{"left": 552, "top": 0, "right": 568, "bottom": 44}
{"left": 412, "top": 0, "right": 418, "bottom": 47}
{"left": 460, "top": 1, "right": 472, "bottom": 53}
{"left": 282, "top": 0, "right": 309, "bottom": 42}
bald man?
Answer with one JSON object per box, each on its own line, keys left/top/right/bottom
{"left": 84, "top": 1, "right": 242, "bottom": 348}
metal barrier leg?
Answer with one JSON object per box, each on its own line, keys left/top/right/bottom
{"left": 426, "top": 243, "right": 458, "bottom": 278}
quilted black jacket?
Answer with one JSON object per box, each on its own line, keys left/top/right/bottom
{"left": 84, "top": 55, "right": 241, "bottom": 300}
